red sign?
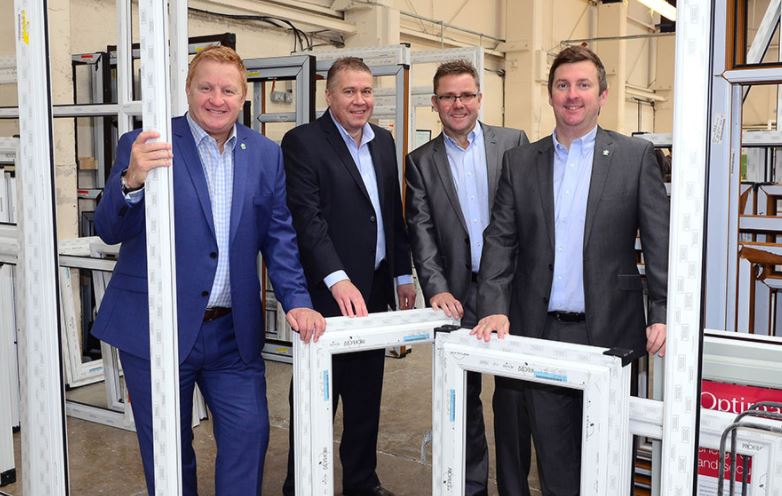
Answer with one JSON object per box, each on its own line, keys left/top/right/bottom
{"left": 698, "top": 380, "right": 782, "bottom": 484}
{"left": 701, "top": 381, "right": 782, "bottom": 415}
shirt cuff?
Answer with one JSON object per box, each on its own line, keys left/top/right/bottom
{"left": 124, "top": 187, "right": 145, "bottom": 204}
{"left": 324, "top": 270, "right": 349, "bottom": 289}
{"left": 396, "top": 275, "right": 413, "bottom": 286}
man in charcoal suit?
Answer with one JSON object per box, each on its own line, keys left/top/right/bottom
{"left": 472, "top": 46, "right": 669, "bottom": 495}
{"left": 405, "top": 59, "right": 530, "bottom": 496}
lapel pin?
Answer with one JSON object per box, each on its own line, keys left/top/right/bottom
{"left": 240, "top": 143, "right": 246, "bottom": 150}
{"left": 602, "top": 149, "right": 609, "bottom": 156}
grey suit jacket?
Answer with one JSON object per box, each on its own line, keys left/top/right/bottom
{"left": 405, "top": 122, "right": 528, "bottom": 304}
{"left": 476, "top": 127, "right": 669, "bottom": 358}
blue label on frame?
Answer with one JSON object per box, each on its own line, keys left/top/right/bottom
{"left": 323, "top": 371, "right": 330, "bottom": 401}
{"left": 449, "top": 389, "right": 455, "bottom": 423}
{"left": 403, "top": 332, "right": 429, "bottom": 342}
{"left": 534, "top": 371, "right": 567, "bottom": 382}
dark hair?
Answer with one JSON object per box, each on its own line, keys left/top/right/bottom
{"left": 326, "top": 57, "right": 372, "bottom": 89}
{"left": 432, "top": 59, "right": 480, "bottom": 94}
{"left": 547, "top": 45, "right": 608, "bottom": 96}
{"left": 186, "top": 45, "right": 247, "bottom": 96}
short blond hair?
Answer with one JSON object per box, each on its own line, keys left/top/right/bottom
{"left": 186, "top": 45, "right": 247, "bottom": 96}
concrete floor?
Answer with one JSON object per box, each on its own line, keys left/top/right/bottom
{"left": 2, "top": 346, "right": 542, "bottom": 495}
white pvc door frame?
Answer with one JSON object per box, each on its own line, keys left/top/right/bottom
{"left": 12, "top": 0, "right": 189, "bottom": 493}
{"left": 13, "top": 0, "right": 69, "bottom": 493}
{"left": 137, "top": 0, "right": 182, "bottom": 493}
{"left": 660, "top": 0, "right": 712, "bottom": 492}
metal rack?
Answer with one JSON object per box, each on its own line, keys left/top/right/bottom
{"left": 242, "top": 54, "right": 317, "bottom": 363}
{"left": 717, "top": 402, "right": 782, "bottom": 495}
{"left": 0, "top": 138, "right": 17, "bottom": 488}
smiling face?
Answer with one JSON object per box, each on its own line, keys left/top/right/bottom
{"left": 549, "top": 60, "right": 608, "bottom": 145}
{"left": 325, "top": 68, "right": 374, "bottom": 138}
{"left": 186, "top": 59, "right": 246, "bottom": 145}
{"left": 432, "top": 73, "right": 482, "bottom": 140}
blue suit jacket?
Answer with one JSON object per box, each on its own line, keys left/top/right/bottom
{"left": 92, "top": 116, "right": 312, "bottom": 363}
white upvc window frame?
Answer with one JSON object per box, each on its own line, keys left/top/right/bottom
{"left": 293, "top": 308, "right": 457, "bottom": 495}
{"left": 432, "top": 329, "right": 632, "bottom": 496}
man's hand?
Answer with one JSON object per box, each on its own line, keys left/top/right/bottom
{"left": 470, "top": 314, "right": 510, "bottom": 341}
{"left": 125, "top": 130, "right": 173, "bottom": 189}
{"left": 287, "top": 307, "right": 326, "bottom": 343}
{"left": 430, "top": 292, "right": 464, "bottom": 319}
{"left": 397, "top": 283, "right": 416, "bottom": 310}
{"left": 646, "top": 323, "right": 666, "bottom": 357}
{"left": 330, "top": 280, "right": 368, "bottom": 317}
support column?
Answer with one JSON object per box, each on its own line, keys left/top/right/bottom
{"left": 654, "top": 36, "right": 675, "bottom": 133}
{"left": 339, "top": 0, "right": 400, "bottom": 47}
{"left": 596, "top": 1, "right": 627, "bottom": 133}
{"left": 503, "top": 0, "right": 544, "bottom": 140}
{"left": 49, "top": 0, "right": 78, "bottom": 240}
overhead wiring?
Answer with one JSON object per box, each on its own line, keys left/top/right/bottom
{"left": 188, "top": 7, "right": 315, "bottom": 52}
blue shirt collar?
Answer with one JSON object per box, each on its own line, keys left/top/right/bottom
{"left": 552, "top": 126, "right": 597, "bottom": 156}
{"left": 329, "top": 108, "right": 375, "bottom": 147}
{"left": 186, "top": 112, "right": 237, "bottom": 150}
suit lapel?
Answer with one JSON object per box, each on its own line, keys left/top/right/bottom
{"left": 481, "top": 123, "right": 502, "bottom": 209}
{"left": 320, "top": 112, "right": 372, "bottom": 203}
{"left": 584, "top": 127, "right": 614, "bottom": 247}
{"left": 174, "top": 116, "right": 216, "bottom": 238}
{"left": 229, "top": 129, "right": 249, "bottom": 244}
{"left": 536, "top": 138, "right": 555, "bottom": 250}
{"left": 432, "top": 134, "right": 468, "bottom": 233}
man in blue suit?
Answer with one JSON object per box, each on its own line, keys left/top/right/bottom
{"left": 92, "top": 45, "right": 325, "bottom": 495}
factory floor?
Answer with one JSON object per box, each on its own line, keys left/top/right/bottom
{"left": 3, "top": 345, "right": 543, "bottom": 495}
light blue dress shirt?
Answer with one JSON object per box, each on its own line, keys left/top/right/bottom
{"left": 443, "top": 124, "right": 489, "bottom": 273}
{"left": 548, "top": 126, "right": 597, "bottom": 313}
{"left": 123, "top": 114, "right": 236, "bottom": 308}
{"left": 324, "top": 113, "right": 412, "bottom": 289}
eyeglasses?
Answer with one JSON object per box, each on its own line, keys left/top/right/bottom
{"left": 435, "top": 93, "right": 480, "bottom": 104}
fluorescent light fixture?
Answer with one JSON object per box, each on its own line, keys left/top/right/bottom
{"left": 638, "top": 0, "right": 676, "bottom": 21}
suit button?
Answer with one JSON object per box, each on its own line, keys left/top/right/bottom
{"left": 464, "top": 237, "right": 469, "bottom": 243}
{"left": 542, "top": 297, "right": 548, "bottom": 304}
{"left": 370, "top": 215, "right": 376, "bottom": 223}
{"left": 210, "top": 252, "right": 218, "bottom": 259}
{"left": 548, "top": 264, "right": 553, "bottom": 271}
{"left": 201, "top": 290, "right": 209, "bottom": 297}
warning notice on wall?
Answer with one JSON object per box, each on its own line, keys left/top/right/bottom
{"left": 697, "top": 380, "right": 782, "bottom": 494}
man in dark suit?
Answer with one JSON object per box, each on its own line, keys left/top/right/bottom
{"left": 405, "top": 59, "right": 529, "bottom": 496}
{"left": 472, "top": 46, "right": 669, "bottom": 495}
{"left": 93, "top": 46, "right": 325, "bottom": 495}
{"left": 282, "top": 57, "right": 416, "bottom": 496}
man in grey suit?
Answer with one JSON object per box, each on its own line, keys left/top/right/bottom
{"left": 405, "top": 59, "right": 529, "bottom": 496}
{"left": 472, "top": 46, "right": 669, "bottom": 495}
